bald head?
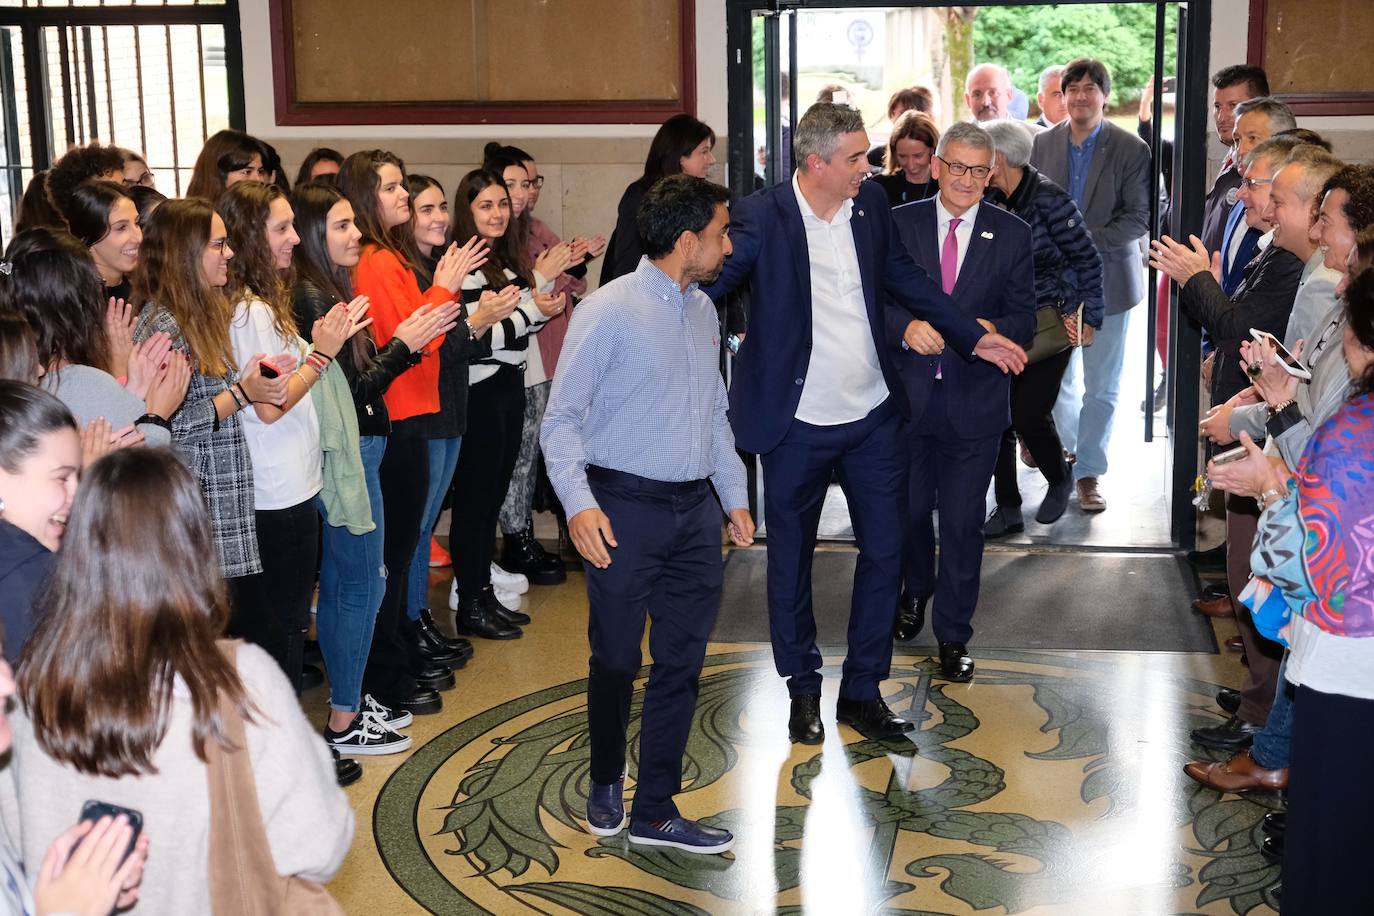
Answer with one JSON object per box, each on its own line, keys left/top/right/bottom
{"left": 966, "top": 64, "right": 1012, "bottom": 122}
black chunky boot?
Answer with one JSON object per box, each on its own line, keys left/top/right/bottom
{"left": 500, "top": 524, "right": 567, "bottom": 585}
{"left": 419, "top": 607, "right": 474, "bottom": 658}
{"left": 456, "top": 593, "right": 522, "bottom": 640}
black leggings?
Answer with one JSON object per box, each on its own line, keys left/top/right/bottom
{"left": 226, "top": 498, "right": 320, "bottom": 693}
{"left": 993, "top": 347, "right": 1072, "bottom": 508}
{"left": 362, "top": 432, "right": 428, "bottom": 703}
{"left": 451, "top": 366, "right": 525, "bottom": 600}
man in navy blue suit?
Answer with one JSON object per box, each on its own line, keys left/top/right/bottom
{"left": 702, "top": 103, "right": 1027, "bottom": 743}
{"left": 885, "top": 121, "right": 1036, "bottom": 681}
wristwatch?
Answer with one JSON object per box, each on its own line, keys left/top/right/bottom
{"left": 1259, "top": 487, "right": 1284, "bottom": 509}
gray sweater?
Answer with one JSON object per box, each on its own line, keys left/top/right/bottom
{"left": 1, "top": 642, "right": 353, "bottom": 913}
{"left": 42, "top": 364, "right": 171, "bottom": 447}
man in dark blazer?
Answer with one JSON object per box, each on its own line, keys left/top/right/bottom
{"left": 702, "top": 102, "right": 1026, "bottom": 744}
{"left": 1031, "top": 58, "right": 1151, "bottom": 513}
{"left": 886, "top": 121, "right": 1036, "bottom": 680}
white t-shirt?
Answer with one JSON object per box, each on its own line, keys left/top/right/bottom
{"left": 228, "top": 298, "right": 323, "bottom": 510}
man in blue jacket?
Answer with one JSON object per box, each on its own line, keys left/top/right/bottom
{"left": 886, "top": 121, "right": 1037, "bottom": 681}
{"left": 703, "top": 102, "right": 1026, "bottom": 743}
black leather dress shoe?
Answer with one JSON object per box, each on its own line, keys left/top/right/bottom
{"left": 456, "top": 595, "right": 522, "bottom": 640}
{"left": 788, "top": 694, "right": 824, "bottom": 745}
{"left": 484, "top": 587, "right": 531, "bottom": 626}
{"left": 392, "top": 686, "right": 443, "bottom": 716}
{"left": 418, "top": 633, "right": 469, "bottom": 670}
{"left": 1260, "top": 834, "right": 1283, "bottom": 864}
{"left": 414, "top": 663, "right": 456, "bottom": 692}
{"left": 419, "top": 607, "right": 474, "bottom": 657}
{"left": 1216, "top": 687, "right": 1242, "bottom": 716}
{"left": 836, "top": 696, "right": 914, "bottom": 739}
{"left": 332, "top": 747, "right": 362, "bottom": 787}
{"left": 938, "top": 642, "right": 975, "bottom": 682}
{"left": 1262, "top": 810, "right": 1286, "bottom": 837}
{"left": 893, "top": 592, "right": 927, "bottom": 642}
{"left": 1190, "top": 715, "right": 1261, "bottom": 751}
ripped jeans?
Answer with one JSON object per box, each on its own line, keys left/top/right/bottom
{"left": 316, "top": 434, "right": 387, "bottom": 713}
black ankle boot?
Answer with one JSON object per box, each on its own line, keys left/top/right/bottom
{"left": 456, "top": 594, "right": 522, "bottom": 640}
{"left": 500, "top": 525, "right": 567, "bottom": 585}
{"left": 419, "top": 607, "right": 473, "bottom": 657}
{"left": 482, "top": 585, "right": 530, "bottom": 625}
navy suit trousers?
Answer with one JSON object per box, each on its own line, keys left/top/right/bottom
{"left": 761, "top": 398, "right": 904, "bottom": 700}
{"left": 903, "top": 382, "right": 1001, "bottom": 645}
{"left": 583, "top": 466, "right": 723, "bottom": 821}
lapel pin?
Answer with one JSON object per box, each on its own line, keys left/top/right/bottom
{"left": 857, "top": 209, "right": 864, "bottom": 217}
{"left": 981, "top": 231, "right": 994, "bottom": 239}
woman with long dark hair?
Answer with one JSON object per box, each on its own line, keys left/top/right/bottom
{"left": 131, "top": 198, "right": 289, "bottom": 584}
{"left": 447, "top": 169, "right": 566, "bottom": 637}
{"left": 7, "top": 447, "right": 351, "bottom": 912}
{"left": 292, "top": 181, "right": 458, "bottom": 757}
{"left": 480, "top": 145, "right": 576, "bottom": 585}
{"left": 338, "top": 149, "right": 483, "bottom": 717}
{"left": 54, "top": 179, "right": 141, "bottom": 307}
{"left": 218, "top": 180, "right": 367, "bottom": 693}
{"left": 296, "top": 147, "right": 344, "bottom": 187}
{"left": 601, "top": 114, "right": 716, "bottom": 284}
{"left": 186, "top": 128, "right": 270, "bottom": 201}
{"left": 0, "top": 227, "right": 188, "bottom": 447}
{"left": 398, "top": 172, "right": 517, "bottom": 662}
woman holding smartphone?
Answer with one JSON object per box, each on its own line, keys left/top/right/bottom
{"left": 338, "top": 150, "right": 483, "bottom": 718}
{"left": 131, "top": 199, "right": 289, "bottom": 595}
{"left": 448, "top": 169, "right": 567, "bottom": 638}
{"left": 218, "top": 180, "right": 368, "bottom": 693}
{"left": 7, "top": 447, "right": 351, "bottom": 913}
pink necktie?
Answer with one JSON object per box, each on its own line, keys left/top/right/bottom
{"left": 940, "top": 217, "right": 962, "bottom": 294}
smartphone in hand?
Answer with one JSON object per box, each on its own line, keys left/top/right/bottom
{"left": 258, "top": 360, "right": 282, "bottom": 379}
{"left": 78, "top": 799, "right": 143, "bottom": 865}
{"left": 1248, "top": 328, "right": 1312, "bottom": 380}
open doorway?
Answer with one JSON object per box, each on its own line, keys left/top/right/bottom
{"left": 725, "top": 0, "right": 1212, "bottom": 552}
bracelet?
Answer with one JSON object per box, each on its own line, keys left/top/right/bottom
{"left": 134, "top": 412, "right": 171, "bottom": 432}
{"left": 1259, "top": 486, "right": 1284, "bottom": 509}
{"left": 226, "top": 384, "right": 245, "bottom": 410}
{"left": 1267, "top": 397, "right": 1296, "bottom": 416}
{"left": 305, "top": 351, "right": 331, "bottom": 373}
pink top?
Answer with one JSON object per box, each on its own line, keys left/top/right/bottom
{"left": 527, "top": 216, "right": 587, "bottom": 375}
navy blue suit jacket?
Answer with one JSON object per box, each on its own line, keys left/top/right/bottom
{"left": 702, "top": 180, "right": 986, "bottom": 455}
{"left": 884, "top": 198, "right": 1036, "bottom": 440}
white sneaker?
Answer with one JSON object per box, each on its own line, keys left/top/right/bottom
{"left": 449, "top": 577, "right": 459, "bottom": 611}
{"left": 360, "top": 693, "right": 413, "bottom": 731}
{"left": 490, "top": 562, "right": 529, "bottom": 595}
{"left": 493, "top": 585, "right": 522, "bottom": 611}
{"left": 325, "top": 714, "right": 412, "bottom": 757}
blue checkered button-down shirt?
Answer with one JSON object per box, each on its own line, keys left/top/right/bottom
{"left": 1066, "top": 120, "right": 1104, "bottom": 209}
{"left": 541, "top": 257, "right": 748, "bottom": 518}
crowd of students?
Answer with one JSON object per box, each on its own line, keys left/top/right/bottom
{"left": 0, "top": 126, "right": 613, "bottom": 911}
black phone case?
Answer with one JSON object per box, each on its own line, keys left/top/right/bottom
{"left": 78, "top": 799, "right": 143, "bottom": 863}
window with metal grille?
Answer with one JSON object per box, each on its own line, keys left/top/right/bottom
{"left": 0, "top": 0, "right": 244, "bottom": 245}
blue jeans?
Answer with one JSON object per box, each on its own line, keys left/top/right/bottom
{"left": 316, "top": 435, "right": 387, "bottom": 713}
{"left": 405, "top": 435, "right": 462, "bottom": 620}
{"left": 1250, "top": 653, "right": 1293, "bottom": 769}
{"left": 1053, "top": 309, "right": 1131, "bottom": 481}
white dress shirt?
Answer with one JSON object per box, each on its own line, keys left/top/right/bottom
{"left": 791, "top": 173, "right": 888, "bottom": 426}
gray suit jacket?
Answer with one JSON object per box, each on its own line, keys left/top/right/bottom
{"left": 1031, "top": 119, "right": 1151, "bottom": 315}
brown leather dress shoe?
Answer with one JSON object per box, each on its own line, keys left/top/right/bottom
{"left": 1076, "top": 477, "right": 1107, "bottom": 512}
{"left": 1192, "top": 594, "right": 1235, "bottom": 618}
{"left": 1184, "top": 750, "right": 1288, "bottom": 793}
{"left": 1225, "top": 634, "right": 1244, "bottom": 651}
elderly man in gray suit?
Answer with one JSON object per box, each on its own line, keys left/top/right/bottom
{"left": 1031, "top": 58, "right": 1151, "bottom": 512}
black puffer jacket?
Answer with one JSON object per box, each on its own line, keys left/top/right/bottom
{"left": 292, "top": 281, "right": 420, "bottom": 437}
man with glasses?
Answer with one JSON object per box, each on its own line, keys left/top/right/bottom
{"left": 886, "top": 121, "right": 1036, "bottom": 681}
{"left": 1031, "top": 58, "right": 1151, "bottom": 513}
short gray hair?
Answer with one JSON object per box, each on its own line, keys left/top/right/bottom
{"left": 1234, "top": 96, "right": 1297, "bottom": 134}
{"left": 1245, "top": 133, "right": 1304, "bottom": 173}
{"left": 793, "top": 102, "right": 866, "bottom": 166}
{"left": 936, "top": 121, "right": 996, "bottom": 160}
{"left": 982, "top": 119, "right": 1033, "bottom": 168}
{"left": 1038, "top": 65, "right": 1064, "bottom": 94}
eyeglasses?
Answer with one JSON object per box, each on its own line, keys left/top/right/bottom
{"left": 936, "top": 156, "right": 991, "bottom": 179}
{"left": 1240, "top": 177, "right": 1273, "bottom": 190}
{"left": 528, "top": 176, "right": 545, "bottom": 189}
